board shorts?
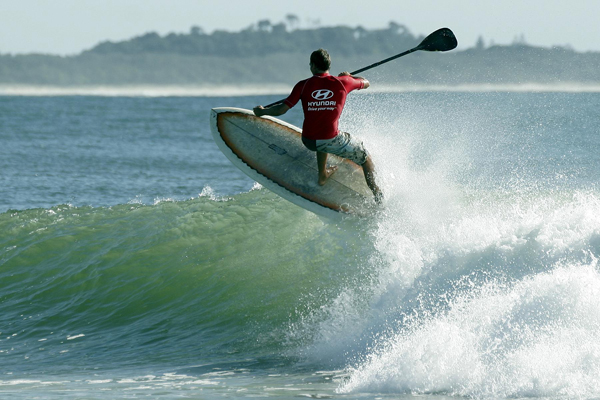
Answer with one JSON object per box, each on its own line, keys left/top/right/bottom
{"left": 302, "top": 131, "right": 369, "bottom": 165}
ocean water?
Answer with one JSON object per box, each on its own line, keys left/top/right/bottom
{"left": 1, "top": 90, "right": 600, "bottom": 399}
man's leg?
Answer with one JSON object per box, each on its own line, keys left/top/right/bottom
{"left": 317, "top": 151, "right": 338, "bottom": 186}
{"left": 362, "top": 155, "right": 383, "bottom": 203}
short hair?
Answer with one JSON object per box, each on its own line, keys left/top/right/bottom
{"left": 310, "top": 49, "right": 331, "bottom": 72}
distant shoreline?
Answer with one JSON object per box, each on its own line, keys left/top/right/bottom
{"left": 3, "top": 22, "right": 600, "bottom": 88}
{"left": 2, "top": 83, "right": 600, "bottom": 97}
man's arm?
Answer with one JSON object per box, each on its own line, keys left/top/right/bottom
{"left": 253, "top": 102, "right": 290, "bottom": 117}
{"left": 338, "top": 71, "right": 370, "bottom": 89}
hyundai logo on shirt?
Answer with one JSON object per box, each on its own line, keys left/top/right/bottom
{"left": 308, "top": 89, "right": 337, "bottom": 110}
{"left": 311, "top": 89, "right": 334, "bottom": 100}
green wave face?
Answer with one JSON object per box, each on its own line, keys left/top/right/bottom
{"left": 0, "top": 191, "right": 375, "bottom": 372}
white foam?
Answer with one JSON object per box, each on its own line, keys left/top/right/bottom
{"left": 312, "top": 184, "right": 600, "bottom": 396}
{"left": 338, "top": 262, "right": 600, "bottom": 398}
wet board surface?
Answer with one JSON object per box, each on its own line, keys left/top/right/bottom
{"left": 210, "top": 107, "right": 375, "bottom": 219}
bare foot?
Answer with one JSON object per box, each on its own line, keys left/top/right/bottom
{"left": 318, "top": 165, "right": 338, "bottom": 185}
{"left": 373, "top": 191, "right": 384, "bottom": 205}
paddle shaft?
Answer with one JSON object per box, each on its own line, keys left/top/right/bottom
{"left": 349, "top": 45, "right": 421, "bottom": 75}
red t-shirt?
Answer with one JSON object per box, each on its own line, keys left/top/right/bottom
{"left": 283, "top": 73, "right": 365, "bottom": 140}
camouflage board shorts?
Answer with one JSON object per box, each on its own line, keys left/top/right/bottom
{"left": 302, "top": 131, "right": 369, "bottom": 165}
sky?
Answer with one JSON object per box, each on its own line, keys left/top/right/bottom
{"left": 1, "top": 0, "right": 599, "bottom": 55}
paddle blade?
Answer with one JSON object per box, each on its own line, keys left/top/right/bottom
{"left": 417, "top": 28, "right": 458, "bottom": 52}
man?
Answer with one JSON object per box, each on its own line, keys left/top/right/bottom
{"left": 253, "top": 48, "right": 383, "bottom": 203}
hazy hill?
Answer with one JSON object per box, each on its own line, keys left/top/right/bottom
{"left": 1, "top": 21, "right": 599, "bottom": 87}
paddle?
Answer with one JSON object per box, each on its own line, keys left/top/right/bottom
{"left": 263, "top": 27, "right": 457, "bottom": 108}
{"left": 349, "top": 27, "right": 457, "bottom": 75}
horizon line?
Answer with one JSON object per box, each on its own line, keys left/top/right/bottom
{"left": 2, "top": 83, "right": 600, "bottom": 97}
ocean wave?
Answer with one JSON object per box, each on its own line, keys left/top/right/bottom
{"left": 3, "top": 185, "right": 600, "bottom": 399}
{"left": 0, "top": 191, "right": 371, "bottom": 369}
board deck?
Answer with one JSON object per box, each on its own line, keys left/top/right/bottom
{"left": 210, "top": 107, "right": 375, "bottom": 219}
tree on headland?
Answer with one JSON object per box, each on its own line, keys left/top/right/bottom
{"left": 190, "top": 26, "right": 204, "bottom": 36}
{"left": 257, "top": 19, "right": 272, "bottom": 32}
{"left": 513, "top": 34, "right": 527, "bottom": 45}
{"left": 285, "top": 14, "right": 300, "bottom": 30}
{"left": 475, "top": 36, "right": 485, "bottom": 50}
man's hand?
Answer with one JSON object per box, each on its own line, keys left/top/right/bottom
{"left": 253, "top": 103, "right": 290, "bottom": 117}
{"left": 339, "top": 71, "right": 370, "bottom": 89}
{"left": 253, "top": 106, "right": 265, "bottom": 117}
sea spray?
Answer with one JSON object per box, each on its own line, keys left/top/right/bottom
{"left": 324, "top": 189, "right": 600, "bottom": 397}
{"left": 338, "top": 261, "right": 600, "bottom": 398}
{"left": 283, "top": 91, "right": 600, "bottom": 397}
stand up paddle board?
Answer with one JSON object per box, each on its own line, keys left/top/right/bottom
{"left": 210, "top": 107, "right": 376, "bottom": 219}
